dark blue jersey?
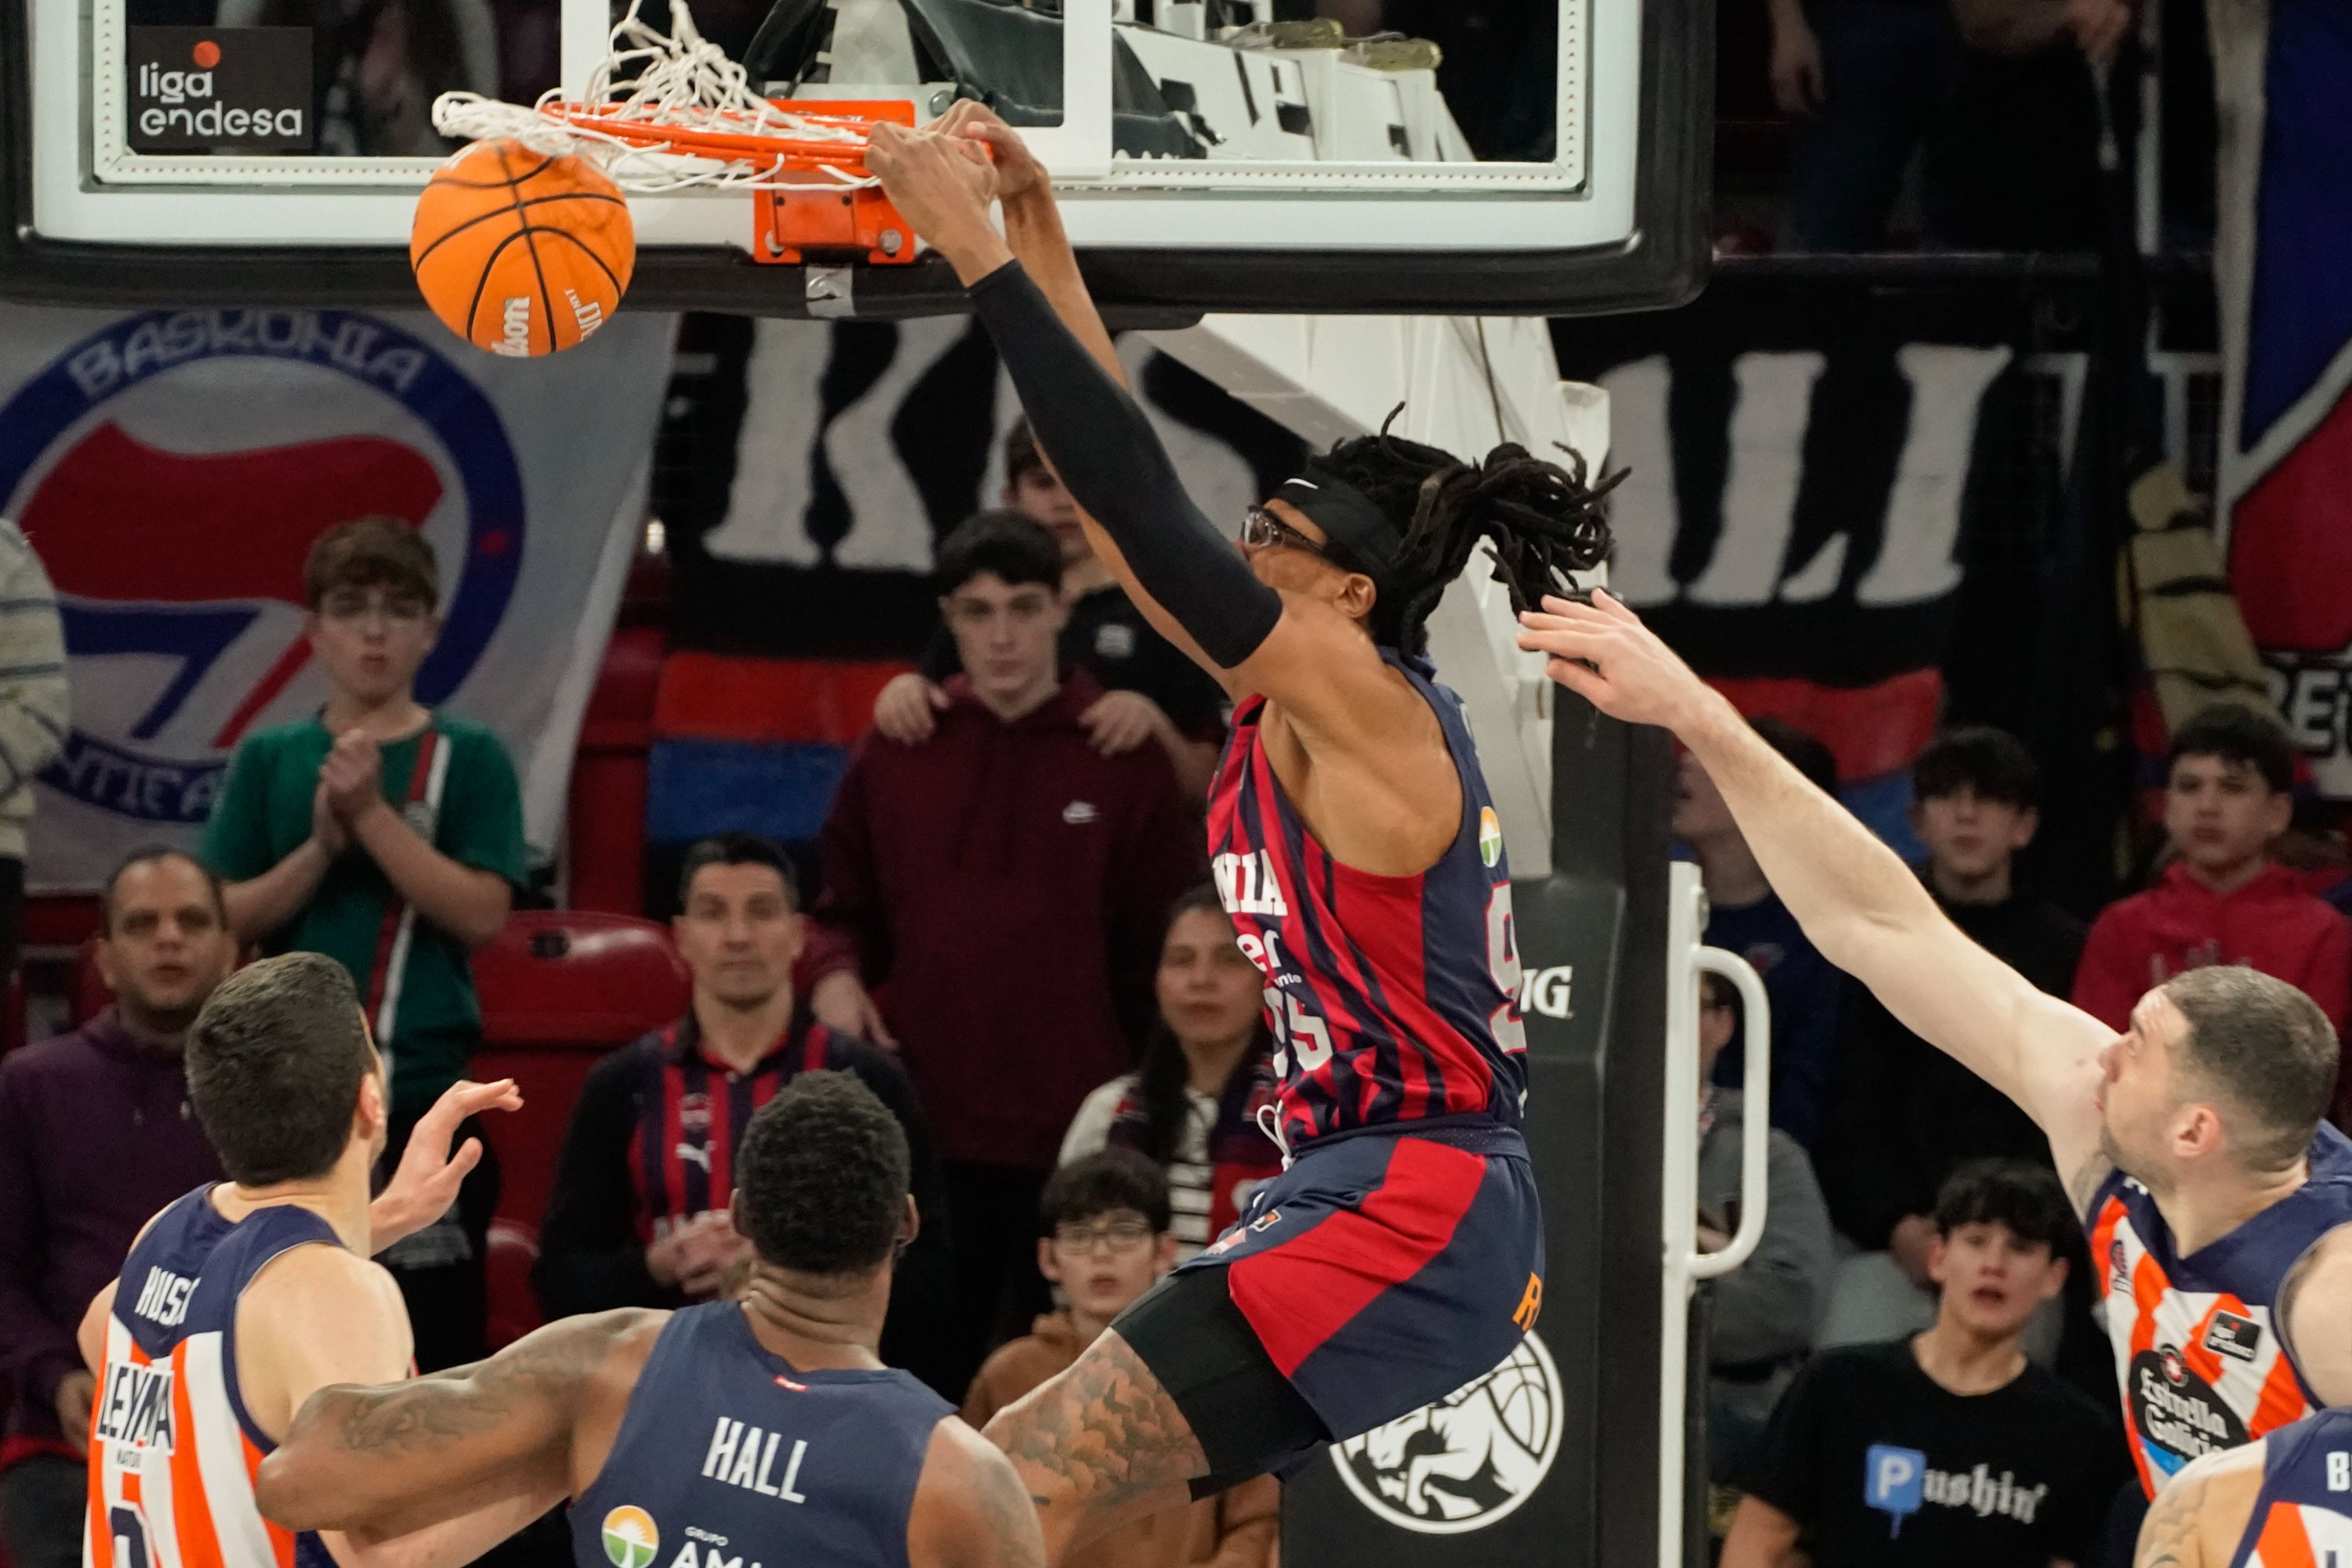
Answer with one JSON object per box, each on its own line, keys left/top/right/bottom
{"left": 571, "top": 1304, "right": 952, "bottom": 1568}
{"left": 2226, "top": 1408, "right": 2352, "bottom": 1568}
{"left": 1207, "top": 650, "right": 1527, "bottom": 1152}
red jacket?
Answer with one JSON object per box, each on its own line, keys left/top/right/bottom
{"left": 2073, "top": 862, "right": 2352, "bottom": 1059}
{"left": 805, "top": 672, "right": 1205, "bottom": 1170}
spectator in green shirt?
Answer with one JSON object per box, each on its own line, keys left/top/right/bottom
{"left": 201, "top": 517, "right": 526, "bottom": 1370}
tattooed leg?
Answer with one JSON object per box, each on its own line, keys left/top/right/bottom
{"left": 979, "top": 1330, "right": 1208, "bottom": 1567}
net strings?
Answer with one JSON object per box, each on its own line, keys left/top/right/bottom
{"left": 430, "top": 0, "right": 880, "bottom": 192}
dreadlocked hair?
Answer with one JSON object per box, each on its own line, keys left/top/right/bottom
{"left": 1323, "top": 412, "right": 1623, "bottom": 657}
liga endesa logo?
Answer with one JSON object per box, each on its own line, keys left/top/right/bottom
{"left": 125, "top": 27, "right": 312, "bottom": 153}
{"left": 0, "top": 310, "right": 524, "bottom": 823}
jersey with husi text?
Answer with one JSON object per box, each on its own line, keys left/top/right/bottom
{"left": 86, "top": 1188, "right": 340, "bottom": 1568}
{"left": 2226, "top": 1409, "right": 2352, "bottom": 1568}
{"left": 1207, "top": 649, "right": 1526, "bottom": 1152}
{"left": 2089, "top": 1124, "right": 2352, "bottom": 1497}
{"left": 569, "top": 1303, "right": 952, "bottom": 1568}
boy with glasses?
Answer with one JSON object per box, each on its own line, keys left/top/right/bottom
{"left": 202, "top": 517, "right": 527, "bottom": 1371}
{"left": 962, "top": 1151, "right": 1277, "bottom": 1568}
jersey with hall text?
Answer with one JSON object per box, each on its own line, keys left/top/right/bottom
{"left": 1207, "top": 649, "right": 1526, "bottom": 1151}
{"left": 2227, "top": 1409, "right": 2352, "bottom": 1568}
{"left": 568, "top": 1302, "right": 952, "bottom": 1568}
{"left": 88, "top": 1188, "right": 341, "bottom": 1568}
{"left": 2089, "top": 1124, "right": 2352, "bottom": 1498}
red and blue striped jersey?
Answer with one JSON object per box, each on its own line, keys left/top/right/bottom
{"left": 2226, "top": 1409, "right": 2352, "bottom": 1568}
{"left": 1207, "top": 651, "right": 1527, "bottom": 1152}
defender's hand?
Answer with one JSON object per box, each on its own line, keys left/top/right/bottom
{"left": 368, "top": 1077, "right": 522, "bottom": 1254}
{"left": 1515, "top": 590, "right": 1715, "bottom": 730}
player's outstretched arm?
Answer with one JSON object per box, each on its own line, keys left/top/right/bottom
{"left": 1517, "top": 591, "right": 2114, "bottom": 1194}
{"left": 866, "top": 118, "right": 1410, "bottom": 749}
{"left": 905, "top": 1420, "right": 1047, "bottom": 1568}
{"left": 255, "top": 1300, "right": 659, "bottom": 1548}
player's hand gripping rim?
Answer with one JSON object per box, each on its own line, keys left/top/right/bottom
{"left": 368, "top": 1077, "right": 523, "bottom": 1255}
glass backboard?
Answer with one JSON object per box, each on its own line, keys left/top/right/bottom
{"left": 1, "top": 0, "right": 1709, "bottom": 317}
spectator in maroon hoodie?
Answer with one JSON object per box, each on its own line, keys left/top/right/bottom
{"left": 0, "top": 847, "right": 236, "bottom": 1568}
{"left": 2075, "top": 706, "right": 2352, "bottom": 1120}
{"left": 807, "top": 510, "right": 1203, "bottom": 1376}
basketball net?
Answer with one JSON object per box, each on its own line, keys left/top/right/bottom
{"left": 430, "top": 0, "right": 884, "bottom": 194}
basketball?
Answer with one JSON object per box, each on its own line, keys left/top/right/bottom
{"left": 409, "top": 139, "right": 635, "bottom": 358}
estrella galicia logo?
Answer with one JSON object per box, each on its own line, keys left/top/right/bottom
{"left": 1332, "top": 1333, "right": 1562, "bottom": 1534}
{"left": 0, "top": 310, "right": 524, "bottom": 823}
{"left": 2129, "top": 1347, "right": 2249, "bottom": 1476}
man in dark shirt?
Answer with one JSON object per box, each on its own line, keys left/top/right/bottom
{"left": 1725, "top": 1162, "right": 2128, "bottom": 1568}
{"left": 1820, "top": 728, "right": 2088, "bottom": 1361}
{"left": 807, "top": 511, "right": 1203, "bottom": 1388}
{"left": 0, "top": 848, "right": 237, "bottom": 1568}
{"left": 1683, "top": 716, "right": 1846, "bottom": 1150}
{"left": 532, "top": 832, "right": 958, "bottom": 1395}
{"left": 870, "top": 422, "right": 1228, "bottom": 798}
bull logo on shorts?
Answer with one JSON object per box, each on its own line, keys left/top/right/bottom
{"left": 0, "top": 309, "right": 521, "bottom": 825}
{"left": 1330, "top": 1331, "right": 1562, "bottom": 1534}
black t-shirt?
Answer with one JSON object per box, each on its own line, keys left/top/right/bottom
{"left": 1742, "top": 1340, "right": 2127, "bottom": 1568}
{"left": 920, "top": 583, "right": 1228, "bottom": 739}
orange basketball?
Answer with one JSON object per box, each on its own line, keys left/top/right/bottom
{"left": 410, "top": 140, "right": 636, "bottom": 358}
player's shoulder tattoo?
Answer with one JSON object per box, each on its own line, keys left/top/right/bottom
{"left": 332, "top": 1307, "right": 657, "bottom": 1454}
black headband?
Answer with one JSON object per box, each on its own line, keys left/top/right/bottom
{"left": 1271, "top": 460, "right": 1405, "bottom": 586}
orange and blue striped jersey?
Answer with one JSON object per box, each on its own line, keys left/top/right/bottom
{"left": 84, "top": 1188, "right": 340, "bottom": 1568}
{"left": 2227, "top": 1409, "right": 2352, "bottom": 1568}
{"left": 1208, "top": 650, "right": 1527, "bottom": 1154}
{"left": 2089, "top": 1125, "right": 2352, "bottom": 1499}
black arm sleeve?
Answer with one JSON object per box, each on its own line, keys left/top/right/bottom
{"left": 531, "top": 1049, "right": 673, "bottom": 1319}
{"left": 966, "top": 260, "right": 1282, "bottom": 669}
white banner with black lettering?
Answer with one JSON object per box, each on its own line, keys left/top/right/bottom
{"left": 0, "top": 303, "right": 676, "bottom": 891}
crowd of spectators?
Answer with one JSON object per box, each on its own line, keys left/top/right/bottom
{"left": 2, "top": 423, "right": 2351, "bottom": 1568}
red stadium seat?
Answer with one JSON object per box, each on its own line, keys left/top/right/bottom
{"left": 484, "top": 1219, "right": 543, "bottom": 1349}
{"left": 568, "top": 623, "right": 665, "bottom": 917}
{"left": 471, "top": 911, "right": 688, "bottom": 1345}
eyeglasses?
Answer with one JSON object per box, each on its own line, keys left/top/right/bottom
{"left": 1051, "top": 1219, "right": 1156, "bottom": 1255}
{"left": 320, "top": 591, "right": 431, "bottom": 629}
{"left": 1239, "top": 506, "right": 1334, "bottom": 561}
{"left": 944, "top": 593, "right": 1055, "bottom": 629}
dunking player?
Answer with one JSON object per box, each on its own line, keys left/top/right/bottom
{"left": 2129, "top": 1230, "right": 2352, "bottom": 1568}
{"left": 253, "top": 1072, "right": 1041, "bottom": 1568}
{"left": 864, "top": 108, "right": 1614, "bottom": 1559}
{"left": 78, "top": 951, "right": 524, "bottom": 1568}
{"left": 1516, "top": 591, "right": 2352, "bottom": 1500}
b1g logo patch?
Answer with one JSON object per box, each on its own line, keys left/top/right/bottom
{"left": 2129, "top": 1346, "right": 2249, "bottom": 1477}
{"left": 1332, "top": 1332, "right": 1562, "bottom": 1534}
{"left": 2204, "top": 1311, "right": 2262, "bottom": 1363}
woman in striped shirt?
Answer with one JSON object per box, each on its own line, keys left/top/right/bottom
{"left": 1058, "top": 887, "right": 1282, "bottom": 1261}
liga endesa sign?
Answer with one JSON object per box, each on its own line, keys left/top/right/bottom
{"left": 0, "top": 303, "right": 676, "bottom": 891}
